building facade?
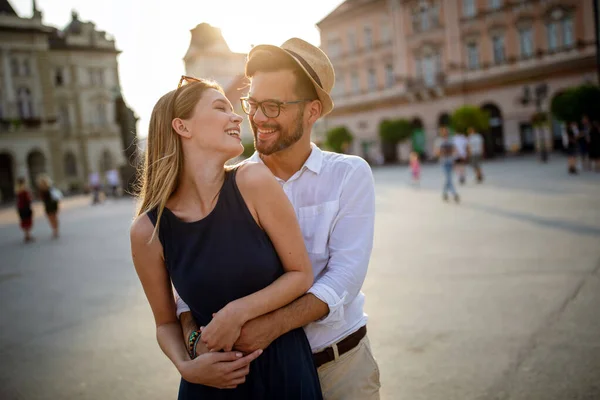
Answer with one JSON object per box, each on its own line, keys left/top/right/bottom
{"left": 318, "top": 0, "right": 598, "bottom": 160}
{"left": 0, "top": 1, "right": 133, "bottom": 202}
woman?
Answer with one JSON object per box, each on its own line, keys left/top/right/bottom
{"left": 37, "top": 175, "right": 60, "bottom": 238}
{"left": 15, "top": 177, "right": 34, "bottom": 243}
{"left": 565, "top": 122, "right": 579, "bottom": 175}
{"left": 129, "top": 77, "right": 322, "bottom": 399}
{"left": 588, "top": 119, "right": 600, "bottom": 172}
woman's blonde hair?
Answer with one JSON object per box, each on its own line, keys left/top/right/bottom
{"left": 135, "top": 78, "right": 223, "bottom": 241}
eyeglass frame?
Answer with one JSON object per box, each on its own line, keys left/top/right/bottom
{"left": 240, "top": 97, "right": 314, "bottom": 119}
{"left": 177, "top": 75, "right": 201, "bottom": 89}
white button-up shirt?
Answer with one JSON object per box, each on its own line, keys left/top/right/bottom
{"left": 176, "top": 143, "right": 375, "bottom": 352}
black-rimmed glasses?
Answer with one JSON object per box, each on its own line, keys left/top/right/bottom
{"left": 240, "top": 97, "right": 313, "bottom": 118}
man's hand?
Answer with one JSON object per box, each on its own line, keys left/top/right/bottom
{"left": 200, "top": 307, "right": 245, "bottom": 352}
{"left": 233, "top": 314, "right": 280, "bottom": 354}
{"left": 179, "top": 350, "right": 263, "bottom": 389}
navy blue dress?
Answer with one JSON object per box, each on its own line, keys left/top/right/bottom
{"left": 147, "top": 167, "right": 322, "bottom": 400}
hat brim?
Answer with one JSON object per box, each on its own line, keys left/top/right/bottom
{"left": 248, "top": 44, "right": 334, "bottom": 116}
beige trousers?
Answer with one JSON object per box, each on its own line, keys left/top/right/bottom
{"left": 317, "top": 335, "right": 381, "bottom": 400}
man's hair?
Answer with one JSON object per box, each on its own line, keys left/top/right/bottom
{"left": 245, "top": 49, "right": 318, "bottom": 100}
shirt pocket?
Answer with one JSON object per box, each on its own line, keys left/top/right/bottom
{"left": 297, "top": 200, "right": 339, "bottom": 254}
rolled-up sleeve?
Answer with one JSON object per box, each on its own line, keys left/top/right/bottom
{"left": 307, "top": 159, "right": 375, "bottom": 328}
{"left": 173, "top": 287, "right": 191, "bottom": 318}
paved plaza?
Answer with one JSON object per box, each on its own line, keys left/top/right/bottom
{"left": 1, "top": 155, "right": 599, "bottom": 400}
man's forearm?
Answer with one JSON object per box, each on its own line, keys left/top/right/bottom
{"left": 180, "top": 311, "right": 199, "bottom": 345}
{"left": 271, "top": 293, "right": 329, "bottom": 337}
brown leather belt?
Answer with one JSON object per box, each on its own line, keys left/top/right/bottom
{"left": 313, "top": 325, "right": 367, "bottom": 368}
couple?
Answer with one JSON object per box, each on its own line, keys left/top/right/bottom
{"left": 130, "top": 38, "right": 380, "bottom": 399}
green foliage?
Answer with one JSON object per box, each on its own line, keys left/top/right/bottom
{"left": 378, "top": 119, "right": 413, "bottom": 144}
{"left": 450, "top": 106, "right": 489, "bottom": 134}
{"left": 531, "top": 111, "right": 548, "bottom": 127}
{"left": 242, "top": 141, "right": 255, "bottom": 158}
{"left": 551, "top": 85, "right": 600, "bottom": 122}
{"left": 325, "top": 126, "right": 354, "bottom": 153}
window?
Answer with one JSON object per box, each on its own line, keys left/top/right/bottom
{"left": 17, "top": 88, "right": 33, "bottom": 118}
{"left": 562, "top": 17, "right": 573, "bottom": 47}
{"left": 420, "top": 6, "right": 430, "bottom": 31}
{"left": 64, "top": 153, "right": 78, "bottom": 177}
{"left": 364, "top": 26, "right": 373, "bottom": 49}
{"left": 381, "top": 23, "right": 391, "bottom": 44}
{"left": 463, "top": 0, "right": 476, "bottom": 17}
{"left": 348, "top": 30, "right": 356, "bottom": 52}
{"left": 467, "top": 42, "right": 479, "bottom": 69}
{"left": 59, "top": 104, "right": 70, "bottom": 134}
{"left": 385, "top": 64, "right": 394, "bottom": 88}
{"left": 422, "top": 54, "right": 437, "bottom": 87}
{"left": 97, "top": 69, "right": 104, "bottom": 86}
{"left": 430, "top": 2, "right": 440, "bottom": 27}
{"left": 327, "top": 38, "right": 341, "bottom": 58}
{"left": 333, "top": 73, "right": 345, "bottom": 96}
{"left": 489, "top": 0, "right": 503, "bottom": 10}
{"left": 368, "top": 68, "right": 377, "bottom": 91}
{"left": 55, "top": 67, "right": 65, "bottom": 86}
{"left": 519, "top": 27, "right": 534, "bottom": 58}
{"left": 547, "top": 22, "right": 558, "bottom": 51}
{"left": 97, "top": 103, "right": 107, "bottom": 125}
{"left": 22, "top": 59, "right": 30, "bottom": 76}
{"left": 492, "top": 34, "right": 505, "bottom": 64}
{"left": 11, "top": 58, "right": 19, "bottom": 76}
{"left": 351, "top": 71, "right": 360, "bottom": 94}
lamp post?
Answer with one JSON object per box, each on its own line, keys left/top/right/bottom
{"left": 521, "top": 83, "right": 549, "bottom": 162}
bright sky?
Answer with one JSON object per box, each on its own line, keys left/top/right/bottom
{"left": 11, "top": 0, "right": 344, "bottom": 139}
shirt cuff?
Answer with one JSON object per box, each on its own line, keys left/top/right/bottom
{"left": 175, "top": 292, "right": 191, "bottom": 319}
{"left": 307, "top": 283, "right": 348, "bottom": 329}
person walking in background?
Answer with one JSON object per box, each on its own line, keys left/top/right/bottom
{"left": 452, "top": 131, "right": 468, "bottom": 184}
{"left": 564, "top": 122, "right": 579, "bottom": 175}
{"left": 578, "top": 116, "right": 591, "bottom": 171}
{"left": 588, "top": 119, "right": 600, "bottom": 172}
{"left": 435, "top": 126, "right": 460, "bottom": 203}
{"left": 37, "top": 176, "right": 61, "bottom": 238}
{"left": 467, "top": 127, "right": 485, "bottom": 183}
{"left": 15, "top": 177, "right": 34, "bottom": 243}
{"left": 409, "top": 151, "right": 421, "bottom": 186}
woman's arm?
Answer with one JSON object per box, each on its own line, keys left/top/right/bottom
{"left": 130, "top": 214, "right": 261, "bottom": 387}
{"left": 199, "top": 164, "right": 313, "bottom": 352}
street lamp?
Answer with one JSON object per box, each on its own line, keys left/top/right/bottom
{"left": 521, "top": 83, "right": 549, "bottom": 162}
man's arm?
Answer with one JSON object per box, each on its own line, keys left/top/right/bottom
{"left": 234, "top": 159, "right": 375, "bottom": 353}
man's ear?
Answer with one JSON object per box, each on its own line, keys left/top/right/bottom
{"left": 307, "top": 100, "right": 322, "bottom": 124}
{"left": 172, "top": 118, "right": 191, "bottom": 138}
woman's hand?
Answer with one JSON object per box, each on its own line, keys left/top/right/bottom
{"left": 200, "top": 304, "right": 247, "bottom": 352}
{"left": 179, "top": 350, "right": 262, "bottom": 388}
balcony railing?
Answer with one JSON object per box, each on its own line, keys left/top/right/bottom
{"left": 0, "top": 117, "right": 56, "bottom": 132}
{"left": 406, "top": 72, "right": 446, "bottom": 92}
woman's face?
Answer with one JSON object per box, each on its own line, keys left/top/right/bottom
{"left": 181, "top": 89, "right": 243, "bottom": 159}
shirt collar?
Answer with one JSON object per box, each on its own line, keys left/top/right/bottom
{"left": 248, "top": 142, "right": 323, "bottom": 175}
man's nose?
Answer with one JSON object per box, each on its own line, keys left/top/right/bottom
{"left": 252, "top": 107, "right": 268, "bottom": 124}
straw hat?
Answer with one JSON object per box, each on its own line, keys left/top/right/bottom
{"left": 248, "top": 38, "right": 335, "bottom": 116}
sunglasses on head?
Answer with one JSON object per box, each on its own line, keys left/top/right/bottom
{"left": 177, "top": 75, "right": 201, "bottom": 89}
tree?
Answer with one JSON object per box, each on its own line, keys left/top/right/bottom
{"left": 450, "top": 105, "right": 489, "bottom": 134}
{"left": 551, "top": 85, "right": 600, "bottom": 122}
{"left": 379, "top": 119, "right": 413, "bottom": 162}
{"left": 325, "top": 126, "right": 353, "bottom": 153}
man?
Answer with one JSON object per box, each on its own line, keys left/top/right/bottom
{"left": 177, "top": 38, "right": 380, "bottom": 399}
{"left": 467, "top": 127, "right": 484, "bottom": 183}
{"left": 452, "top": 130, "right": 468, "bottom": 184}
{"left": 434, "top": 126, "right": 460, "bottom": 203}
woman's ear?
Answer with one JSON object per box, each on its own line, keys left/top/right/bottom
{"left": 172, "top": 118, "right": 191, "bottom": 138}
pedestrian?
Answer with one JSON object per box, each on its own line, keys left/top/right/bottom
{"left": 37, "top": 175, "right": 61, "bottom": 238}
{"left": 564, "top": 122, "right": 579, "bottom": 175}
{"left": 176, "top": 38, "right": 381, "bottom": 399}
{"left": 453, "top": 131, "right": 468, "bottom": 184}
{"left": 435, "top": 126, "right": 460, "bottom": 202}
{"left": 588, "top": 119, "right": 600, "bottom": 172}
{"left": 15, "top": 177, "right": 34, "bottom": 243}
{"left": 409, "top": 151, "right": 421, "bottom": 186}
{"left": 130, "top": 75, "right": 322, "bottom": 398}
{"left": 579, "top": 115, "right": 592, "bottom": 171}
{"left": 89, "top": 172, "right": 102, "bottom": 205}
{"left": 467, "top": 126, "right": 484, "bottom": 183}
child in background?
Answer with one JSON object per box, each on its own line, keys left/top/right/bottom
{"left": 409, "top": 151, "right": 421, "bottom": 186}
{"left": 15, "top": 177, "right": 34, "bottom": 243}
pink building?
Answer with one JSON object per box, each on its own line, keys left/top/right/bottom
{"left": 318, "top": 0, "right": 598, "bottom": 159}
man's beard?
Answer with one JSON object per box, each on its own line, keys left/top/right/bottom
{"left": 251, "top": 108, "right": 304, "bottom": 156}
